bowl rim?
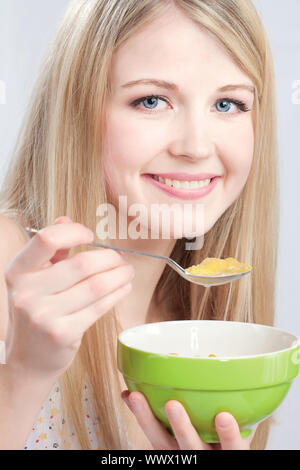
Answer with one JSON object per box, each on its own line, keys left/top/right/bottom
{"left": 118, "top": 319, "right": 300, "bottom": 360}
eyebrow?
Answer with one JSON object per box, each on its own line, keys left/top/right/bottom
{"left": 121, "top": 78, "right": 255, "bottom": 94}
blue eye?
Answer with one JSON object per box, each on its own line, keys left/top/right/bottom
{"left": 142, "top": 96, "right": 159, "bottom": 109}
{"left": 131, "top": 95, "right": 167, "bottom": 111}
{"left": 216, "top": 100, "right": 232, "bottom": 112}
{"left": 215, "top": 99, "right": 250, "bottom": 113}
{"left": 130, "top": 95, "right": 250, "bottom": 114}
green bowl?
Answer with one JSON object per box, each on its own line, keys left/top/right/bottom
{"left": 117, "top": 320, "right": 300, "bottom": 443}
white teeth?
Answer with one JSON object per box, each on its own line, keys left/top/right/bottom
{"left": 151, "top": 175, "right": 212, "bottom": 189}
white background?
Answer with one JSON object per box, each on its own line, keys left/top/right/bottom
{"left": 0, "top": 0, "right": 299, "bottom": 450}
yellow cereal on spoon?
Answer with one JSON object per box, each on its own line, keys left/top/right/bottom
{"left": 185, "top": 257, "right": 252, "bottom": 276}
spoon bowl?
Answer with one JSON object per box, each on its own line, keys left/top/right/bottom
{"left": 88, "top": 242, "right": 252, "bottom": 287}
{"left": 182, "top": 269, "right": 251, "bottom": 287}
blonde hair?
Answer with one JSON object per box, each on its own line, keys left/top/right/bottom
{"left": 0, "top": 0, "right": 279, "bottom": 450}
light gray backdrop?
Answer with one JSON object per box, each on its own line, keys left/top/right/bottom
{"left": 0, "top": 0, "right": 299, "bottom": 450}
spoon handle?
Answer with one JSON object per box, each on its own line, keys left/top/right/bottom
{"left": 25, "top": 227, "right": 186, "bottom": 274}
{"left": 25, "top": 227, "right": 170, "bottom": 261}
{"left": 89, "top": 241, "right": 169, "bottom": 262}
{"left": 90, "top": 242, "right": 186, "bottom": 274}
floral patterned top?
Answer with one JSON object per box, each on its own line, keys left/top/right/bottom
{"left": 24, "top": 381, "right": 102, "bottom": 450}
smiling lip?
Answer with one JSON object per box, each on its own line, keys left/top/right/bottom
{"left": 145, "top": 172, "right": 219, "bottom": 181}
{"left": 142, "top": 174, "right": 221, "bottom": 200}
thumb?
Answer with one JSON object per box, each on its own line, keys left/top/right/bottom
{"left": 53, "top": 216, "right": 73, "bottom": 224}
{"left": 215, "top": 412, "right": 249, "bottom": 450}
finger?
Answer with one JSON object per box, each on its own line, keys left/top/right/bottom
{"left": 215, "top": 412, "right": 250, "bottom": 450}
{"left": 7, "top": 222, "right": 94, "bottom": 275}
{"left": 50, "top": 281, "right": 133, "bottom": 347}
{"left": 164, "top": 401, "right": 209, "bottom": 450}
{"left": 49, "top": 217, "right": 73, "bottom": 265}
{"left": 29, "top": 248, "right": 129, "bottom": 296}
{"left": 122, "top": 391, "right": 179, "bottom": 450}
{"left": 54, "top": 216, "right": 73, "bottom": 224}
{"left": 40, "top": 217, "right": 74, "bottom": 269}
{"left": 46, "top": 262, "right": 135, "bottom": 316}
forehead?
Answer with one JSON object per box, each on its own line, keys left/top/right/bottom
{"left": 110, "top": 4, "right": 251, "bottom": 91}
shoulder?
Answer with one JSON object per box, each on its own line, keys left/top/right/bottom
{"left": 0, "top": 213, "right": 30, "bottom": 256}
{"left": 0, "top": 213, "right": 30, "bottom": 342}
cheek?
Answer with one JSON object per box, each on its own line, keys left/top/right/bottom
{"left": 222, "top": 124, "right": 254, "bottom": 183}
{"left": 104, "top": 107, "right": 161, "bottom": 171}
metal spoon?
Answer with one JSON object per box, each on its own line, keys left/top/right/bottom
{"left": 25, "top": 227, "right": 252, "bottom": 287}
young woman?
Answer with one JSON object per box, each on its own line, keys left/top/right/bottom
{"left": 0, "top": 0, "right": 279, "bottom": 450}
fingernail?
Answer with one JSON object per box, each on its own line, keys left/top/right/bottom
{"left": 217, "top": 412, "right": 232, "bottom": 428}
{"left": 169, "top": 406, "right": 181, "bottom": 420}
{"left": 129, "top": 398, "right": 142, "bottom": 412}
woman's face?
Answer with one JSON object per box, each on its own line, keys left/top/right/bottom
{"left": 103, "top": 4, "right": 255, "bottom": 240}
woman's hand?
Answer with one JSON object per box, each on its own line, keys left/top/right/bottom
{"left": 121, "top": 390, "right": 257, "bottom": 450}
{"left": 4, "top": 216, "right": 135, "bottom": 382}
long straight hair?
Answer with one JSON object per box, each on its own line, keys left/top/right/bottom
{"left": 0, "top": 0, "right": 279, "bottom": 449}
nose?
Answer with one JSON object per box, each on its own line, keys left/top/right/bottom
{"left": 168, "top": 109, "right": 215, "bottom": 161}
